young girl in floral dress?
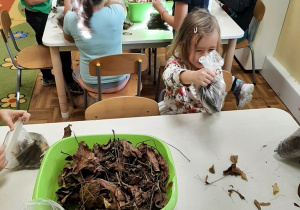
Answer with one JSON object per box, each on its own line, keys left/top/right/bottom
{"left": 160, "top": 8, "right": 254, "bottom": 114}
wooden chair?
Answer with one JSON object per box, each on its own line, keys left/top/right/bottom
{"left": 78, "top": 53, "right": 148, "bottom": 109}
{"left": 223, "top": 0, "right": 266, "bottom": 85}
{"left": 85, "top": 96, "right": 159, "bottom": 120}
{"left": 0, "top": 10, "right": 76, "bottom": 109}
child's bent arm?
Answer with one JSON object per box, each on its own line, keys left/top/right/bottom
{"left": 181, "top": 68, "right": 216, "bottom": 87}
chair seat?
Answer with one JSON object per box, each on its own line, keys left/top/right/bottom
{"left": 85, "top": 73, "right": 142, "bottom": 100}
{"left": 235, "top": 39, "right": 249, "bottom": 49}
{"left": 17, "top": 45, "right": 52, "bottom": 69}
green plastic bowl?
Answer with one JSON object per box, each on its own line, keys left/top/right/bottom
{"left": 125, "top": 0, "right": 174, "bottom": 22}
{"left": 33, "top": 134, "right": 177, "bottom": 209}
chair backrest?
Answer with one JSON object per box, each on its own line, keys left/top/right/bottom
{"left": 222, "top": 70, "right": 232, "bottom": 92}
{"left": 0, "top": 9, "right": 22, "bottom": 68}
{"left": 0, "top": 10, "right": 12, "bottom": 42}
{"left": 247, "top": 0, "right": 265, "bottom": 44}
{"left": 85, "top": 96, "right": 159, "bottom": 120}
{"left": 89, "top": 53, "right": 148, "bottom": 100}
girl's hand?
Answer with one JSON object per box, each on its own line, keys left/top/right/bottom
{"left": 0, "top": 110, "right": 31, "bottom": 131}
{"left": 180, "top": 68, "right": 217, "bottom": 86}
{"left": 193, "top": 68, "right": 217, "bottom": 86}
{"left": 0, "top": 145, "right": 8, "bottom": 172}
{"left": 152, "top": 0, "right": 164, "bottom": 13}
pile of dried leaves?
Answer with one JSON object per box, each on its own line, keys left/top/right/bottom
{"left": 56, "top": 135, "right": 170, "bottom": 209}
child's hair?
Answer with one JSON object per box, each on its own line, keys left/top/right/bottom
{"left": 72, "top": 0, "right": 103, "bottom": 39}
{"left": 167, "top": 8, "right": 221, "bottom": 69}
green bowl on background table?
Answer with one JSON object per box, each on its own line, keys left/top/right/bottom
{"left": 33, "top": 134, "right": 178, "bottom": 209}
{"left": 125, "top": 0, "right": 174, "bottom": 22}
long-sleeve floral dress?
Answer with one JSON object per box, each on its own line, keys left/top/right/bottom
{"left": 159, "top": 56, "right": 208, "bottom": 115}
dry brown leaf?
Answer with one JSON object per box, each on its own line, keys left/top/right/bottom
{"left": 273, "top": 183, "right": 279, "bottom": 195}
{"left": 254, "top": 199, "right": 261, "bottom": 210}
{"left": 62, "top": 124, "right": 72, "bottom": 138}
{"left": 209, "top": 164, "right": 215, "bottom": 174}
{"left": 165, "top": 181, "right": 173, "bottom": 191}
{"left": 228, "top": 189, "right": 245, "bottom": 200}
{"left": 241, "top": 171, "right": 248, "bottom": 181}
{"left": 260, "top": 202, "right": 271, "bottom": 206}
{"left": 205, "top": 175, "right": 210, "bottom": 185}
{"left": 230, "top": 155, "right": 238, "bottom": 164}
{"left": 298, "top": 184, "right": 300, "bottom": 197}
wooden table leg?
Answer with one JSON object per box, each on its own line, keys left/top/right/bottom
{"left": 223, "top": 38, "right": 237, "bottom": 72}
{"left": 50, "top": 47, "right": 69, "bottom": 119}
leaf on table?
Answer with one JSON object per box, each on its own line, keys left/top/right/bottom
{"left": 260, "top": 202, "right": 271, "bottom": 206}
{"left": 205, "top": 175, "right": 210, "bottom": 185}
{"left": 230, "top": 155, "right": 238, "bottom": 164}
{"left": 209, "top": 164, "right": 215, "bottom": 174}
{"left": 62, "top": 124, "right": 72, "bottom": 138}
{"left": 273, "top": 183, "right": 279, "bottom": 195}
{"left": 223, "top": 164, "right": 247, "bottom": 181}
{"left": 254, "top": 199, "right": 261, "bottom": 210}
{"left": 228, "top": 189, "right": 245, "bottom": 200}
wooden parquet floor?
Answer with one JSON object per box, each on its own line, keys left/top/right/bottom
{"left": 27, "top": 48, "right": 293, "bottom": 124}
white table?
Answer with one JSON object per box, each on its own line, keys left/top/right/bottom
{"left": 43, "top": 0, "right": 243, "bottom": 119}
{"left": 0, "top": 108, "right": 299, "bottom": 209}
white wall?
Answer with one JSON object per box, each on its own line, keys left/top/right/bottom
{"left": 234, "top": 0, "right": 290, "bottom": 70}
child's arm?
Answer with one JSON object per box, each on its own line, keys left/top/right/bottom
{"left": 180, "top": 68, "right": 216, "bottom": 87}
{"left": 0, "top": 109, "right": 31, "bottom": 131}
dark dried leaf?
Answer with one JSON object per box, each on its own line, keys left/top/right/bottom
{"left": 205, "top": 175, "right": 209, "bottom": 185}
{"left": 223, "top": 164, "right": 247, "bottom": 181}
{"left": 62, "top": 124, "right": 72, "bottom": 138}
{"left": 120, "top": 139, "right": 142, "bottom": 158}
{"left": 228, "top": 189, "right": 245, "bottom": 200}
{"left": 209, "top": 164, "right": 215, "bottom": 174}
{"left": 147, "top": 148, "right": 160, "bottom": 172}
{"left": 254, "top": 199, "right": 261, "bottom": 210}
{"left": 298, "top": 184, "right": 300, "bottom": 197}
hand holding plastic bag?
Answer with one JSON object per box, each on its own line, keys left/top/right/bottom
{"left": 3, "top": 119, "right": 49, "bottom": 170}
{"left": 196, "top": 50, "right": 226, "bottom": 114}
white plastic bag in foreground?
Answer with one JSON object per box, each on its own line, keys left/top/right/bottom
{"left": 196, "top": 50, "right": 226, "bottom": 114}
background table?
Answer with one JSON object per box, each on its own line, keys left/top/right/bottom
{"left": 43, "top": 0, "right": 243, "bottom": 119}
{"left": 0, "top": 108, "right": 299, "bottom": 209}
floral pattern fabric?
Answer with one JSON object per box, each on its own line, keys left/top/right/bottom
{"left": 160, "top": 56, "right": 206, "bottom": 115}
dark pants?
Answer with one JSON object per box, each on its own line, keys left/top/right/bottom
{"left": 25, "top": 9, "right": 73, "bottom": 84}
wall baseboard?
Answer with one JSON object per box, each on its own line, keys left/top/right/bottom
{"left": 261, "top": 56, "right": 300, "bottom": 123}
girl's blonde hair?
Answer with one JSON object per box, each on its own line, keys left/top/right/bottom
{"left": 167, "top": 8, "right": 221, "bottom": 69}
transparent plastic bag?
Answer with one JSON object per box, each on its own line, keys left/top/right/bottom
{"left": 275, "top": 128, "right": 300, "bottom": 158}
{"left": 3, "top": 119, "right": 49, "bottom": 170}
{"left": 196, "top": 50, "right": 226, "bottom": 114}
{"left": 21, "top": 198, "right": 65, "bottom": 210}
